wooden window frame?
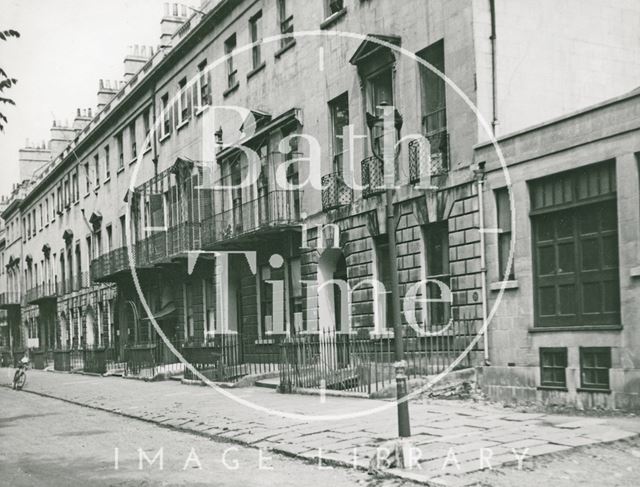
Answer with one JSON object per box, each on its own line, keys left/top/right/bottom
{"left": 249, "top": 11, "right": 263, "bottom": 70}
{"left": 579, "top": 347, "right": 611, "bottom": 391}
{"left": 422, "top": 220, "right": 451, "bottom": 328}
{"left": 539, "top": 347, "right": 567, "bottom": 389}
{"left": 495, "top": 187, "right": 514, "bottom": 280}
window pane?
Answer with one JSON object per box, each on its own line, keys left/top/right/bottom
{"left": 602, "top": 281, "right": 619, "bottom": 313}
{"left": 539, "top": 286, "right": 556, "bottom": 316}
{"left": 537, "top": 218, "right": 554, "bottom": 241}
{"left": 538, "top": 246, "right": 556, "bottom": 275}
{"left": 557, "top": 212, "right": 573, "bottom": 238}
{"left": 601, "top": 203, "right": 617, "bottom": 231}
{"left": 581, "top": 238, "right": 599, "bottom": 270}
{"left": 582, "top": 282, "right": 602, "bottom": 313}
{"left": 602, "top": 235, "right": 618, "bottom": 267}
{"left": 579, "top": 208, "right": 598, "bottom": 235}
{"left": 559, "top": 285, "right": 576, "bottom": 315}
{"left": 558, "top": 243, "right": 574, "bottom": 273}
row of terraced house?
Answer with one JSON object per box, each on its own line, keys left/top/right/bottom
{"left": 1, "top": 0, "right": 639, "bottom": 409}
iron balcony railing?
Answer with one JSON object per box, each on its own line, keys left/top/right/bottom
{"left": 321, "top": 171, "right": 353, "bottom": 211}
{"left": 91, "top": 222, "right": 204, "bottom": 280}
{"left": 361, "top": 156, "right": 386, "bottom": 198}
{"left": 408, "top": 131, "right": 450, "bottom": 183}
{"left": 408, "top": 110, "right": 449, "bottom": 183}
{"left": 91, "top": 247, "right": 127, "bottom": 282}
{"left": 0, "top": 291, "right": 22, "bottom": 308}
{"left": 202, "top": 190, "right": 301, "bottom": 247}
{"left": 26, "top": 281, "right": 58, "bottom": 304}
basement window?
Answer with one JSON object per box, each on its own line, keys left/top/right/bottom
{"left": 539, "top": 347, "right": 567, "bottom": 389}
{"left": 580, "top": 347, "right": 611, "bottom": 391}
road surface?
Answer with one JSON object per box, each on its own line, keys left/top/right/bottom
{"left": 0, "top": 389, "right": 405, "bottom": 487}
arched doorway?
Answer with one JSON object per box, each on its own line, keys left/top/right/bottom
{"left": 317, "top": 248, "right": 349, "bottom": 333}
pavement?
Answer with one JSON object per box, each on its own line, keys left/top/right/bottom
{"left": 1, "top": 368, "right": 639, "bottom": 486}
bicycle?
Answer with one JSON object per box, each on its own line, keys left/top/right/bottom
{"left": 12, "top": 359, "right": 28, "bottom": 390}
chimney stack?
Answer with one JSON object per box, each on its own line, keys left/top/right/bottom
{"left": 72, "top": 108, "right": 93, "bottom": 132}
{"left": 18, "top": 140, "right": 51, "bottom": 183}
{"left": 97, "top": 79, "right": 120, "bottom": 111}
{"left": 160, "top": 3, "right": 189, "bottom": 46}
{"left": 123, "top": 44, "right": 154, "bottom": 81}
{"left": 48, "top": 120, "right": 75, "bottom": 160}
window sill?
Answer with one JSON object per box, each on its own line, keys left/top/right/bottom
{"left": 176, "top": 118, "right": 190, "bottom": 131}
{"left": 529, "top": 325, "right": 623, "bottom": 333}
{"left": 537, "top": 385, "right": 568, "bottom": 392}
{"left": 143, "top": 144, "right": 152, "bottom": 155}
{"left": 116, "top": 166, "right": 125, "bottom": 175}
{"left": 490, "top": 280, "right": 519, "bottom": 291}
{"left": 254, "top": 338, "right": 275, "bottom": 345}
{"left": 73, "top": 200, "right": 79, "bottom": 206}
{"left": 630, "top": 265, "right": 640, "bottom": 278}
{"left": 158, "top": 132, "right": 171, "bottom": 143}
{"left": 93, "top": 187, "right": 100, "bottom": 195}
{"left": 83, "top": 192, "right": 90, "bottom": 199}
{"left": 195, "top": 105, "right": 209, "bottom": 117}
{"left": 577, "top": 387, "right": 611, "bottom": 394}
{"left": 129, "top": 158, "right": 137, "bottom": 166}
{"left": 246, "top": 62, "right": 266, "bottom": 81}
{"left": 103, "top": 177, "right": 111, "bottom": 185}
{"left": 320, "top": 8, "right": 347, "bottom": 29}
{"left": 223, "top": 82, "right": 239, "bottom": 98}
{"left": 275, "top": 39, "right": 296, "bottom": 59}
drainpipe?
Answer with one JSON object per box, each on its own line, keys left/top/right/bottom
{"left": 489, "top": 0, "right": 498, "bottom": 134}
{"left": 475, "top": 167, "right": 490, "bottom": 365}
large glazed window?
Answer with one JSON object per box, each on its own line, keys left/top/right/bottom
{"left": 531, "top": 161, "right": 619, "bottom": 328}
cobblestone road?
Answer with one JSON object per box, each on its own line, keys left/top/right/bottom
{"left": 1, "top": 368, "right": 638, "bottom": 486}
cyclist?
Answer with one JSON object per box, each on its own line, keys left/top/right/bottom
{"left": 12, "top": 351, "right": 29, "bottom": 390}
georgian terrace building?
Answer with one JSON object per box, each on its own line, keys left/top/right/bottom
{"left": 2, "top": 0, "right": 638, "bottom": 385}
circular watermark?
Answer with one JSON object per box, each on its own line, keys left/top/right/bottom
{"left": 126, "top": 29, "right": 514, "bottom": 422}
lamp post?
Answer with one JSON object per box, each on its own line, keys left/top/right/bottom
{"left": 366, "top": 103, "right": 411, "bottom": 439}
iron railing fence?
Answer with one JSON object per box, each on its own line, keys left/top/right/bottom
{"left": 279, "top": 321, "right": 475, "bottom": 395}
{"left": 182, "top": 333, "right": 279, "bottom": 383}
{"left": 124, "top": 339, "right": 184, "bottom": 379}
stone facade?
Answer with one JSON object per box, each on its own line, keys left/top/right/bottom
{"left": 0, "top": 0, "right": 638, "bottom": 405}
{"left": 475, "top": 90, "right": 640, "bottom": 410}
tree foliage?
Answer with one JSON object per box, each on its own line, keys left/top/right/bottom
{"left": 0, "top": 29, "right": 20, "bottom": 132}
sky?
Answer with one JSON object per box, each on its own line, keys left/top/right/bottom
{"left": 0, "top": 0, "right": 169, "bottom": 198}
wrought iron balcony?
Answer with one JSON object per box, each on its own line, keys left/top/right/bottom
{"left": 0, "top": 292, "right": 22, "bottom": 309}
{"left": 91, "top": 247, "right": 132, "bottom": 282}
{"left": 137, "top": 222, "right": 202, "bottom": 266}
{"left": 321, "top": 172, "right": 353, "bottom": 211}
{"left": 26, "top": 281, "right": 58, "bottom": 304}
{"left": 202, "top": 190, "right": 300, "bottom": 247}
{"left": 361, "top": 156, "right": 386, "bottom": 198}
{"left": 408, "top": 130, "right": 450, "bottom": 183}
